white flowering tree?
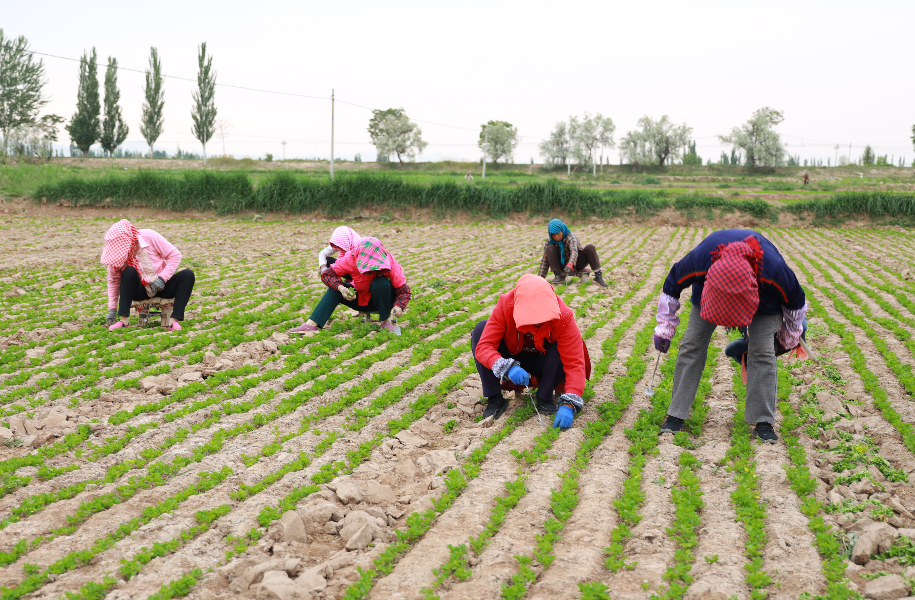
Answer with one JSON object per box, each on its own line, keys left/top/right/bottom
{"left": 718, "top": 107, "right": 785, "bottom": 167}
{"left": 569, "top": 112, "right": 615, "bottom": 168}
{"left": 478, "top": 120, "right": 518, "bottom": 164}
{"left": 368, "top": 108, "right": 427, "bottom": 163}
{"left": 539, "top": 121, "right": 571, "bottom": 168}
{"left": 620, "top": 115, "right": 691, "bottom": 166}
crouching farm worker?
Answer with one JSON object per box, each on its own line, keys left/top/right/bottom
{"left": 101, "top": 219, "right": 195, "bottom": 332}
{"left": 290, "top": 237, "right": 410, "bottom": 335}
{"left": 538, "top": 218, "right": 608, "bottom": 288}
{"left": 317, "top": 225, "right": 361, "bottom": 275}
{"left": 725, "top": 318, "right": 809, "bottom": 381}
{"left": 653, "top": 229, "right": 807, "bottom": 443}
{"left": 471, "top": 274, "right": 590, "bottom": 429}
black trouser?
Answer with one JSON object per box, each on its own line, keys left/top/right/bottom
{"left": 470, "top": 320, "right": 566, "bottom": 404}
{"left": 309, "top": 275, "right": 394, "bottom": 328}
{"left": 544, "top": 243, "right": 601, "bottom": 273}
{"left": 118, "top": 266, "right": 195, "bottom": 321}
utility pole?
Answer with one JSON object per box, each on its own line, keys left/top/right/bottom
{"left": 281, "top": 140, "right": 287, "bottom": 161}
{"left": 483, "top": 127, "right": 490, "bottom": 178}
{"left": 834, "top": 143, "right": 839, "bottom": 167}
{"left": 330, "top": 89, "right": 335, "bottom": 179}
{"left": 848, "top": 142, "right": 852, "bottom": 166}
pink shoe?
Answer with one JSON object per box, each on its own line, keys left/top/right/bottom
{"left": 167, "top": 321, "right": 182, "bottom": 332}
{"left": 380, "top": 321, "right": 401, "bottom": 335}
{"left": 109, "top": 321, "right": 129, "bottom": 331}
{"left": 289, "top": 322, "right": 320, "bottom": 334}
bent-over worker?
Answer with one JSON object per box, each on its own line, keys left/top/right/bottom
{"left": 653, "top": 229, "right": 807, "bottom": 443}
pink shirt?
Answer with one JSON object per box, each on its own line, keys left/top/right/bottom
{"left": 330, "top": 250, "right": 406, "bottom": 307}
{"left": 106, "top": 229, "right": 182, "bottom": 309}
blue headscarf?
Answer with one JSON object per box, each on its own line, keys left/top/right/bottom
{"left": 548, "top": 219, "right": 571, "bottom": 265}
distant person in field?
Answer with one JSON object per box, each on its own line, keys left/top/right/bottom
{"left": 317, "top": 226, "right": 361, "bottom": 276}
{"left": 803, "top": 173, "right": 810, "bottom": 186}
{"left": 465, "top": 171, "right": 474, "bottom": 181}
{"left": 101, "top": 219, "right": 196, "bottom": 332}
{"left": 653, "top": 229, "right": 807, "bottom": 444}
{"left": 471, "top": 274, "right": 590, "bottom": 428}
{"left": 538, "top": 219, "right": 608, "bottom": 288}
{"left": 290, "top": 237, "right": 410, "bottom": 335}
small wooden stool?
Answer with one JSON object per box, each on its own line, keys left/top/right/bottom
{"left": 131, "top": 297, "right": 174, "bottom": 327}
{"left": 555, "top": 268, "right": 590, "bottom": 285}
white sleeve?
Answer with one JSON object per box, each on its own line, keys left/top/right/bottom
{"left": 318, "top": 246, "right": 336, "bottom": 269}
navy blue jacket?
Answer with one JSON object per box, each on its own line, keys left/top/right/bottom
{"left": 662, "top": 229, "right": 805, "bottom": 314}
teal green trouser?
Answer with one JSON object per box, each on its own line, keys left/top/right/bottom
{"left": 309, "top": 276, "right": 395, "bottom": 328}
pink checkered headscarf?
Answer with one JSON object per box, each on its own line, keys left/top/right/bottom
{"left": 329, "top": 226, "right": 361, "bottom": 253}
{"left": 101, "top": 220, "right": 140, "bottom": 271}
{"left": 354, "top": 237, "right": 392, "bottom": 273}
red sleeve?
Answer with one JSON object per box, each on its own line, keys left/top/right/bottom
{"left": 393, "top": 284, "right": 411, "bottom": 310}
{"left": 321, "top": 269, "right": 343, "bottom": 290}
{"left": 555, "top": 304, "right": 586, "bottom": 396}
{"left": 475, "top": 297, "right": 508, "bottom": 370}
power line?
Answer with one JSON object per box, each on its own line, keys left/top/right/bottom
{"left": 26, "top": 50, "right": 331, "bottom": 102}
{"left": 30, "top": 48, "right": 909, "bottom": 159}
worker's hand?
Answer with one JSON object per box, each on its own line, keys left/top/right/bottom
{"left": 106, "top": 309, "right": 117, "bottom": 327}
{"left": 553, "top": 406, "right": 574, "bottom": 429}
{"left": 338, "top": 285, "right": 356, "bottom": 301}
{"left": 653, "top": 335, "right": 671, "bottom": 354}
{"left": 507, "top": 365, "right": 530, "bottom": 387}
{"left": 148, "top": 276, "right": 165, "bottom": 295}
{"left": 564, "top": 263, "right": 574, "bottom": 275}
{"left": 773, "top": 335, "right": 793, "bottom": 357}
{"left": 391, "top": 306, "right": 403, "bottom": 318}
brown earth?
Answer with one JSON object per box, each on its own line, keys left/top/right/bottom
{"left": 0, "top": 214, "right": 913, "bottom": 600}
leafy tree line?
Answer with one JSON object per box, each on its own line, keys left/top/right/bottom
{"left": 0, "top": 31, "right": 215, "bottom": 162}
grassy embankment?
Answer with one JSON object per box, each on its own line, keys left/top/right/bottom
{"left": 1, "top": 161, "right": 914, "bottom": 223}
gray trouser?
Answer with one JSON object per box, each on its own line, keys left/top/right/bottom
{"left": 667, "top": 304, "right": 782, "bottom": 424}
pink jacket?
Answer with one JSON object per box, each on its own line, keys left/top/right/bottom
{"left": 106, "top": 229, "right": 182, "bottom": 309}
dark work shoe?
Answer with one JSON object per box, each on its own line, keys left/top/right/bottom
{"left": 593, "top": 269, "right": 609, "bottom": 288}
{"left": 659, "top": 415, "right": 684, "bottom": 434}
{"left": 754, "top": 422, "right": 779, "bottom": 444}
{"left": 550, "top": 272, "right": 566, "bottom": 285}
{"left": 535, "top": 399, "right": 559, "bottom": 415}
{"left": 482, "top": 395, "right": 509, "bottom": 420}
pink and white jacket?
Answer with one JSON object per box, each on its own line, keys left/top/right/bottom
{"left": 106, "top": 229, "right": 182, "bottom": 309}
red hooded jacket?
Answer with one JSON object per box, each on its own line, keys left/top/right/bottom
{"left": 475, "top": 289, "right": 590, "bottom": 396}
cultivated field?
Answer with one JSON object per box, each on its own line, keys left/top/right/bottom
{"left": 1, "top": 217, "right": 915, "bottom": 600}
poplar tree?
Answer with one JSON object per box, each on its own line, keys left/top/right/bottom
{"left": 99, "top": 57, "right": 128, "bottom": 157}
{"left": 190, "top": 42, "right": 216, "bottom": 166}
{"left": 0, "top": 30, "right": 48, "bottom": 155}
{"left": 140, "top": 47, "right": 164, "bottom": 159}
{"left": 66, "top": 48, "right": 101, "bottom": 157}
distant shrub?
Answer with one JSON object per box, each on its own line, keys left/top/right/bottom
{"left": 633, "top": 176, "right": 661, "bottom": 185}
{"left": 761, "top": 181, "right": 796, "bottom": 191}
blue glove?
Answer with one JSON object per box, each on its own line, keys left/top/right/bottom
{"left": 653, "top": 335, "right": 670, "bottom": 354}
{"left": 507, "top": 365, "right": 530, "bottom": 386}
{"left": 553, "top": 406, "right": 574, "bottom": 429}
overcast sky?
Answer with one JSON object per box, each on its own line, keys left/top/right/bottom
{"left": 6, "top": 0, "right": 914, "bottom": 164}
